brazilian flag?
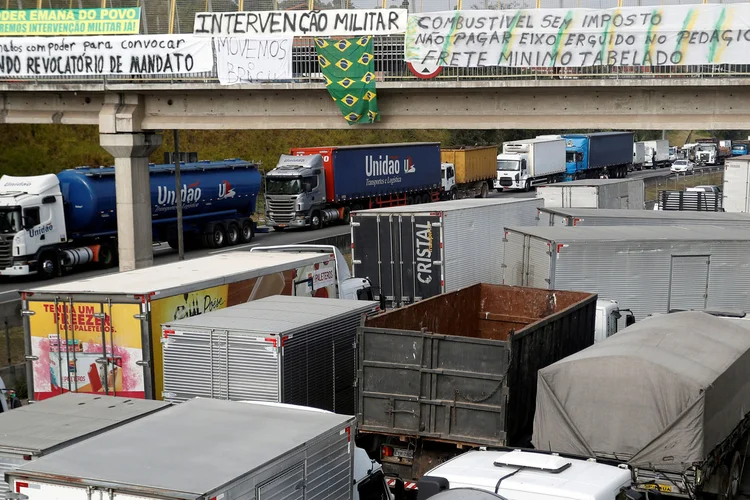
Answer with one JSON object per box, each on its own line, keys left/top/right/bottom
{"left": 315, "top": 36, "right": 379, "bottom": 125}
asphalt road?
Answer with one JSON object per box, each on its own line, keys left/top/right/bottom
{"left": 0, "top": 166, "right": 677, "bottom": 302}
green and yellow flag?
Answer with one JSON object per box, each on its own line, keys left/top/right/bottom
{"left": 315, "top": 36, "right": 379, "bottom": 125}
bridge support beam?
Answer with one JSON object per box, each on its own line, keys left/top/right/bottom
{"left": 99, "top": 132, "right": 162, "bottom": 272}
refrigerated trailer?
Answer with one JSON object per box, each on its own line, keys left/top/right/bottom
{"left": 0, "top": 394, "right": 170, "bottom": 495}
{"left": 724, "top": 155, "right": 750, "bottom": 213}
{"left": 537, "top": 207, "right": 750, "bottom": 228}
{"left": 351, "top": 198, "right": 542, "bottom": 308}
{"left": 356, "top": 283, "right": 597, "bottom": 485}
{"left": 22, "top": 251, "right": 370, "bottom": 402}
{"left": 503, "top": 225, "right": 750, "bottom": 324}
{"left": 161, "top": 295, "right": 379, "bottom": 411}
{"left": 5, "top": 398, "right": 366, "bottom": 500}
{"left": 536, "top": 178, "right": 644, "bottom": 209}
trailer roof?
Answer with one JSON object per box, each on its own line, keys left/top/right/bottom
{"left": 0, "top": 394, "right": 169, "bottom": 456}
{"left": 538, "top": 207, "right": 750, "bottom": 222}
{"left": 12, "top": 398, "right": 355, "bottom": 498}
{"left": 562, "top": 132, "right": 633, "bottom": 138}
{"left": 353, "top": 198, "right": 538, "bottom": 215}
{"left": 533, "top": 312, "right": 750, "bottom": 470}
{"left": 293, "top": 142, "right": 439, "bottom": 151}
{"left": 537, "top": 178, "right": 640, "bottom": 187}
{"left": 26, "top": 252, "right": 328, "bottom": 296}
{"left": 504, "top": 225, "right": 750, "bottom": 242}
{"left": 164, "top": 294, "right": 378, "bottom": 333}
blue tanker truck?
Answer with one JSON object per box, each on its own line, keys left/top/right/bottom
{"left": 562, "top": 132, "right": 634, "bottom": 180}
{"left": 0, "top": 159, "right": 261, "bottom": 279}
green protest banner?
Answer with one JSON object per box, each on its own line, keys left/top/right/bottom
{"left": 0, "top": 8, "right": 141, "bottom": 36}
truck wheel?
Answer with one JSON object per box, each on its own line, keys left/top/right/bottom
{"left": 310, "top": 211, "right": 321, "bottom": 230}
{"left": 421, "top": 193, "right": 431, "bottom": 204}
{"left": 240, "top": 220, "right": 254, "bottom": 242}
{"left": 524, "top": 180, "right": 532, "bottom": 192}
{"left": 98, "top": 242, "right": 117, "bottom": 268}
{"left": 480, "top": 183, "right": 489, "bottom": 198}
{"left": 726, "top": 451, "right": 742, "bottom": 500}
{"left": 226, "top": 222, "right": 241, "bottom": 246}
{"left": 38, "top": 251, "right": 59, "bottom": 280}
{"left": 342, "top": 208, "right": 351, "bottom": 224}
{"left": 209, "top": 224, "right": 227, "bottom": 248}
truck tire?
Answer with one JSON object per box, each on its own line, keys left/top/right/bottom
{"left": 421, "top": 193, "right": 431, "bottom": 204}
{"left": 240, "top": 220, "right": 254, "bottom": 242}
{"left": 38, "top": 251, "right": 59, "bottom": 280}
{"left": 524, "top": 180, "right": 532, "bottom": 192}
{"left": 98, "top": 242, "right": 117, "bottom": 268}
{"left": 209, "top": 224, "right": 227, "bottom": 248}
{"left": 310, "top": 211, "right": 322, "bottom": 230}
{"left": 726, "top": 451, "right": 742, "bottom": 500}
{"left": 226, "top": 222, "right": 241, "bottom": 246}
{"left": 342, "top": 208, "right": 351, "bottom": 224}
{"left": 479, "top": 182, "right": 489, "bottom": 198}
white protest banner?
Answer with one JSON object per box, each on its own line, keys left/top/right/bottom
{"left": 214, "top": 36, "right": 292, "bottom": 84}
{"left": 0, "top": 34, "right": 213, "bottom": 77}
{"left": 194, "top": 9, "right": 407, "bottom": 36}
{"left": 405, "top": 5, "right": 750, "bottom": 68}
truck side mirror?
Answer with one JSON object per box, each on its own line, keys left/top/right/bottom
{"left": 626, "top": 314, "right": 636, "bottom": 327}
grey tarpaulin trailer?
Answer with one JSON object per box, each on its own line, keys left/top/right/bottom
{"left": 351, "top": 198, "right": 542, "bottom": 308}
{"left": 0, "top": 393, "right": 170, "bottom": 495}
{"left": 533, "top": 311, "right": 750, "bottom": 499}
{"left": 502, "top": 225, "right": 750, "bottom": 323}
{"left": 537, "top": 207, "right": 750, "bottom": 228}
{"left": 5, "top": 397, "right": 357, "bottom": 500}
{"left": 161, "top": 295, "right": 380, "bottom": 412}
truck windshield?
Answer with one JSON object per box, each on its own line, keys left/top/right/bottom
{"left": 0, "top": 208, "right": 21, "bottom": 233}
{"left": 497, "top": 160, "right": 520, "bottom": 171}
{"left": 266, "top": 178, "right": 302, "bottom": 195}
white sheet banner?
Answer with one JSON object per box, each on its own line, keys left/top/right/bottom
{"left": 0, "top": 34, "right": 213, "bottom": 77}
{"left": 194, "top": 9, "right": 407, "bottom": 36}
{"left": 214, "top": 36, "right": 292, "bottom": 83}
{"left": 405, "top": 5, "right": 750, "bottom": 68}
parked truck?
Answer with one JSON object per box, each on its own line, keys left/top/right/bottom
{"left": 351, "top": 198, "right": 541, "bottom": 308}
{"left": 6, "top": 398, "right": 394, "bottom": 500}
{"left": 265, "top": 143, "right": 442, "bottom": 231}
{"left": 561, "top": 132, "right": 633, "bottom": 180}
{"left": 724, "top": 155, "right": 750, "bottom": 213}
{"left": 732, "top": 140, "right": 749, "bottom": 157}
{"left": 533, "top": 311, "right": 750, "bottom": 500}
{"left": 0, "top": 160, "right": 260, "bottom": 279}
{"left": 643, "top": 139, "right": 669, "bottom": 169}
{"left": 535, "top": 178, "right": 644, "bottom": 209}
{"left": 22, "top": 249, "right": 371, "bottom": 402}
{"left": 161, "top": 295, "right": 379, "bottom": 410}
{"left": 495, "top": 137, "right": 566, "bottom": 191}
{"left": 0, "top": 393, "right": 170, "bottom": 495}
{"left": 440, "top": 146, "right": 496, "bottom": 199}
{"left": 695, "top": 138, "right": 720, "bottom": 165}
{"left": 632, "top": 142, "right": 646, "bottom": 171}
{"left": 355, "top": 283, "right": 597, "bottom": 489}
{"left": 503, "top": 225, "right": 750, "bottom": 326}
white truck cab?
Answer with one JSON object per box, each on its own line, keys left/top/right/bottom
{"left": 251, "top": 244, "right": 373, "bottom": 301}
{"left": 441, "top": 163, "right": 458, "bottom": 198}
{"left": 417, "top": 450, "right": 632, "bottom": 500}
{"left": 0, "top": 174, "right": 66, "bottom": 277}
{"left": 596, "top": 299, "right": 635, "bottom": 342}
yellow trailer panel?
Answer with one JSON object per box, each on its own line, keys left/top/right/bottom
{"left": 441, "top": 146, "right": 498, "bottom": 184}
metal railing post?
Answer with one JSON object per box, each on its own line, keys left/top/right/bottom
{"left": 168, "top": 0, "right": 177, "bottom": 35}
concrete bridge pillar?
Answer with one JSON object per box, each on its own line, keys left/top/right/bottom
{"left": 99, "top": 94, "right": 162, "bottom": 272}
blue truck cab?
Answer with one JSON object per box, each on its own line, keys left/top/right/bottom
{"left": 561, "top": 132, "right": 634, "bottom": 181}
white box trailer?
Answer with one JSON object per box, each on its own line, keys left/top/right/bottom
{"left": 723, "top": 155, "right": 750, "bottom": 212}
{"left": 643, "top": 139, "right": 670, "bottom": 168}
{"left": 495, "top": 137, "right": 566, "bottom": 191}
{"left": 538, "top": 207, "right": 750, "bottom": 228}
{"left": 632, "top": 142, "right": 646, "bottom": 170}
{"left": 6, "top": 398, "right": 358, "bottom": 500}
{"left": 351, "top": 198, "right": 542, "bottom": 308}
{"left": 161, "top": 295, "right": 379, "bottom": 411}
{"left": 0, "top": 394, "right": 169, "bottom": 495}
{"left": 502, "top": 225, "right": 750, "bottom": 323}
{"left": 536, "top": 179, "right": 644, "bottom": 209}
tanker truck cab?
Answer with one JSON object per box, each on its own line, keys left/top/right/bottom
{"left": 251, "top": 244, "right": 373, "bottom": 300}
{"left": 266, "top": 154, "right": 329, "bottom": 231}
{"left": 417, "top": 450, "right": 632, "bottom": 500}
{"left": 0, "top": 174, "right": 67, "bottom": 277}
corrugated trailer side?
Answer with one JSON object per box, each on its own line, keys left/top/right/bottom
{"left": 356, "top": 284, "right": 596, "bottom": 482}
{"left": 440, "top": 146, "right": 497, "bottom": 184}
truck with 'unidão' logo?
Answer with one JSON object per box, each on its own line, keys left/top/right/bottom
{"left": 0, "top": 159, "right": 260, "bottom": 279}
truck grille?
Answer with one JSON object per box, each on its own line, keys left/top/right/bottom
{"left": 500, "top": 178, "right": 513, "bottom": 186}
{"left": 0, "top": 235, "right": 12, "bottom": 270}
{"left": 267, "top": 198, "right": 296, "bottom": 223}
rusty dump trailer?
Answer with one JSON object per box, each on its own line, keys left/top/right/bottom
{"left": 355, "top": 283, "right": 597, "bottom": 485}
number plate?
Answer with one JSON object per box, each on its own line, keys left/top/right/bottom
{"left": 643, "top": 484, "right": 673, "bottom": 493}
{"left": 394, "top": 448, "right": 414, "bottom": 460}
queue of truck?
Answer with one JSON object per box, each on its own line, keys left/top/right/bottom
{"left": 9, "top": 143, "right": 750, "bottom": 500}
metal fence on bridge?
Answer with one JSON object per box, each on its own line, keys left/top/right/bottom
{"left": 2, "top": 0, "right": 750, "bottom": 84}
